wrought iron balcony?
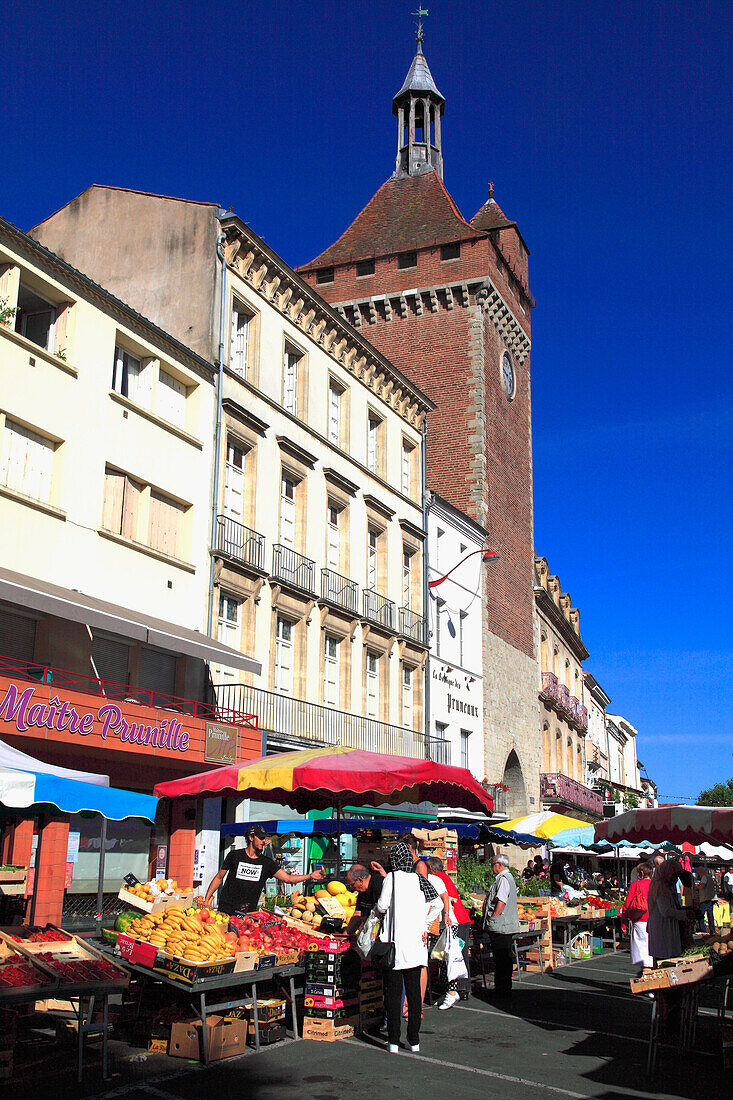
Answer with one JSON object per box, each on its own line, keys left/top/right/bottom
{"left": 558, "top": 684, "right": 571, "bottom": 714}
{"left": 321, "top": 568, "right": 359, "bottom": 615}
{"left": 578, "top": 704, "right": 588, "bottom": 730}
{"left": 490, "top": 785, "right": 508, "bottom": 816}
{"left": 540, "top": 671, "right": 560, "bottom": 702}
{"left": 399, "top": 606, "right": 428, "bottom": 646}
{"left": 214, "top": 514, "right": 266, "bottom": 572}
{"left": 272, "top": 544, "right": 316, "bottom": 594}
{"left": 214, "top": 681, "right": 446, "bottom": 760}
{"left": 363, "top": 588, "right": 395, "bottom": 631}
{"left": 540, "top": 772, "right": 603, "bottom": 816}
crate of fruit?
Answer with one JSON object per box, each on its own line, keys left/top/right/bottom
{"left": 118, "top": 877, "right": 194, "bottom": 913}
{"left": 0, "top": 937, "right": 57, "bottom": 999}
{"left": 0, "top": 929, "right": 128, "bottom": 993}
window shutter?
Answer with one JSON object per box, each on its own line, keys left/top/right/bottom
{"left": 156, "top": 370, "right": 187, "bottom": 428}
{"left": 148, "top": 491, "right": 184, "bottom": 558}
{"left": 0, "top": 609, "right": 36, "bottom": 662}
{"left": 1, "top": 421, "right": 54, "bottom": 503}
{"left": 101, "top": 469, "right": 125, "bottom": 533}
{"left": 91, "top": 634, "right": 130, "bottom": 690}
{"left": 121, "top": 476, "right": 142, "bottom": 540}
{"left": 138, "top": 645, "right": 177, "bottom": 703}
{"left": 224, "top": 446, "right": 245, "bottom": 521}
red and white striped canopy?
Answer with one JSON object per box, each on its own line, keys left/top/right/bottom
{"left": 595, "top": 806, "right": 733, "bottom": 847}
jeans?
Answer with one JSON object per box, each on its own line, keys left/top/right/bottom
{"left": 698, "top": 900, "right": 716, "bottom": 935}
{"left": 385, "top": 965, "right": 422, "bottom": 1046}
{"left": 488, "top": 931, "right": 514, "bottom": 996}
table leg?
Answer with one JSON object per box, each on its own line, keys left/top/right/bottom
{"left": 289, "top": 976, "right": 298, "bottom": 1039}
{"left": 77, "top": 997, "right": 85, "bottom": 1084}
{"left": 647, "top": 994, "right": 659, "bottom": 1075}
{"left": 252, "top": 984, "right": 260, "bottom": 1051}
{"left": 199, "top": 992, "right": 209, "bottom": 1065}
{"left": 102, "top": 995, "right": 109, "bottom": 1080}
{"left": 613, "top": 921, "right": 617, "bottom": 952}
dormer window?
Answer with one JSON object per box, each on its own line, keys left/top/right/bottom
{"left": 316, "top": 267, "right": 334, "bottom": 284}
{"left": 440, "top": 241, "right": 460, "bottom": 261}
{"left": 397, "top": 250, "right": 417, "bottom": 270}
{"left": 356, "top": 258, "right": 375, "bottom": 277}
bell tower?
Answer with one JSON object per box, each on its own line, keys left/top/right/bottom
{"left": 393, "top": 10, "right": 445, "bottom": 179}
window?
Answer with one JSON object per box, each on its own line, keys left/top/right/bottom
{"left": 156, "top": 369, "right": 187, "bottom": 429}
{"left": 440, "top": 241, "right": 460, "bottom": 261}
{"left": 434, "top": 720, "right": 449, "bottom": 764}
{"left": 401, "top": 663, "right": 413, "bottom": 729}
{"left": 458, "top": 610, "right": 467, "bottom": 667}
{"left": 367, "top": 528, "right": 379, "bottom": 590}
{"left": 101, "top": 468, "right": 142, "bottom": 539}
{"left": 365, "top": 650, "right": 379, "bottom": 718}
{"left": 323, "top": 634, "right": 339, "bottom": 708}
{"left": 15, "top": 284, "right": 55, "bottom": 351}
{"left": 315, "top": 267, "right": 334, "bottom": 284}
{"left": 274, "top": 616, "right": 294, "bottom": 695}
{"left": 282, "top": 348, "right": 300, "bottom": 415}
{"left": 460, "top": 730, "right": 470, "bottom": 771}
{"left": 367, "top": 413, "right": 381, "bottom": 475}
{"left": 280, "top": 475, "right": 296, "bottom": 547}
{"left": 326, "top": 503, "right": 340, "bottom": 572}
{"left": 356, "top": 258, "right": 375, "bottom": 277}
{"left": 397, "top": 250, "right": 417, "bottom": 270}
{"left": 230, "top": 303, "right": 250, "bottom": 378}
{"left": 148, "top": 490, "right": 186, "bottom": 559}
{"left": 112, "top": 345, "right": 152, "bottom": 405}
{"left": 402, "top": 549, "right": 412, "bottom": 609}
{"left": 1, "top": 420, "right": 56, "bottom": 504}
{"left": 138, "top": 645, "right": 177, "bottom": 705}
{"left": 224, "top": 441, "right": 245, "bottom": 522}
{"left": 435, "top": 527, "right": 444, "bottom": 571}
{"left": 214, "top": 595, "right": 241, "bottom": 684}
{"left": 328, "top": 379, "right": 343, "bottom": 445}
{"left": 401, "top": 439, "right": 414, "bottom": 497}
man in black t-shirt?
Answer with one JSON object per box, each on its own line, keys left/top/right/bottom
{"left": 203, "top": 824, "right": 325, "bottom": 915}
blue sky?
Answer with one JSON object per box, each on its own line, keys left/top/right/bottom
{"left": 5, "top": 1, "right": 731, "bottom": 801}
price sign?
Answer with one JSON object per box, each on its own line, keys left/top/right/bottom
{"left": 117, "top": 933, "right": 158, "bottom": 967}
{"left": 124, "top": 872, "right": 140, "bottom": 887}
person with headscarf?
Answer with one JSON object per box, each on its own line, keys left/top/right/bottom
{"left": 375, "top": 841, "right": 442, "bottom": 1054}
{"left": 620, "top": 860, "right": 653, "bottom": 974}
{"left": 647, "top": 859, "right": 691, "bottom": 964}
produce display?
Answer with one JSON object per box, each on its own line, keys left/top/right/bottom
{"left": 122, "top": 906, "right": 238, "bottom": 962}
{"left": 33, "top": 952, "right": 123, "bottom": 983}
{"left": 9, "top": 925, "right": 72, "bottom": 943}
{"left": 0, "top": 953, "right": 53, "bottom": 988}
{"left": 121, "top": 878, "right": 192, "bottom": 902}
{"left": 287, "top": 882, "right": 358, "bottom": 928}
{"left": 229, "top": 914, "right": 313, "bottom": 955}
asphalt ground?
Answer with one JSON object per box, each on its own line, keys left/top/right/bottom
{"left": 2, "top": 952, "right": 730, "bottom": 1100}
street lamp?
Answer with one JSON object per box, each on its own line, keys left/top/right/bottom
{"left": 428, "top": 546, "right": 499, "bottom": 589}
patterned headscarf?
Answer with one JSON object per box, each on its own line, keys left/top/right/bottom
{"left": 390, "top": 841, "right": 439, "bottom": 901}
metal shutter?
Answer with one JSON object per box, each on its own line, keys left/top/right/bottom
{"left": 91, "top": 634, "right": 130, "bottom": 692}
{"left": 0, "top": 609, "right": 37, "bottom": 662}
{"left": 138, "top": 646, "right": 177, "bottom": 705}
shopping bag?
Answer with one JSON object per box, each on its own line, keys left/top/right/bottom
{"left": 430, "top": 926, "right": 449, "bottom": 963}
{"left": 355, "top": 908, "right": 383, "bottom": 960}
{"left": 446, "top": 927, "right": 468, "bottom": 981}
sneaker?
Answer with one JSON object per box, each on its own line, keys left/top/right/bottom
{"left": 438, "top": 991, "right": 460, "bottom": 1011}
{"left": 388, "top": 1044, "right": 399, "bottom": 1054}
{"left": 409, "top": 1044, "right": 420, "bottom": 1053}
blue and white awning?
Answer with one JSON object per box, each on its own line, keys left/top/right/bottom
{"left": 0, "top": 767, "right": 158, "bottom": 822}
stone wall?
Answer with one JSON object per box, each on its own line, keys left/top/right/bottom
{"left": 482, "top": 628, "right": 541, "bottom": 816}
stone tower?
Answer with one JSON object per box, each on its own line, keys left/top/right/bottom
{"left": 298, "top": 30, "right": 541, "bottom": 814}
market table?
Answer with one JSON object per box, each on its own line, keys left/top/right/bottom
{"left": 106, "top": 952, "right": 306, "bottom": 1063}
{"left": 472, "top": 927, "right": 547, "bottom": 990}
{"left": 552, "top": 913, "right": 619, "bottom": 956}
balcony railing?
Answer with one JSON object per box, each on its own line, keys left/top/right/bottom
{"left": 540, "top": 671, "right": 560, "bottom": 702}
{"left": 214, "top": 514, "right": 266, "bottom": 572}
{"left": 363, "top": 589, "right": 395, "bottom": 631}
{"left": 321, "top": 568, "right": 359, "bottom": 615}
{"left": 490, "top": 785, "right": 508, "bottom": 816}
{"left": 272, "top": 544, "right": 316, "bottom": 594}
{"left": 540, "top": 772, "right": 603, "bottom": 816}
{"left": 578, "top": 704, "right": 588, "bottom": 730}
{"left": 558, "top": 684, "right": 571, "bottom": 713}
{"left": 0, "top": 652, "right": 256, "bottom": 728}
{"left": 399, "top": 606, "right": 428, "bottom": 646}
{"left": 215, "top": 681, "right": 446, "bottom": 759}
{"left": 425, "top": 735, "right": 451, "bottom": 765}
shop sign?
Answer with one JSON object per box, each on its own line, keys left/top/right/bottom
{"left": 204, "top": 721, "right": 238, "bottom": 765}
{"left": 0, "top": 680, "right": 191, "bottom": 753}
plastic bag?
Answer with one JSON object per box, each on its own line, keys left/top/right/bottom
{"left": 355, "top": 908, "right": 383, "bottom": 960}
{"left": 431, "top": 926, "right": 449, "bottom": 963}
{"left": 446, "top": 927, "right": 468, "bottom": 981}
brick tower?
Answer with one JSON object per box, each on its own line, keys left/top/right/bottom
{"left": 299, "top": 27, "right": 540, "bottom": 813}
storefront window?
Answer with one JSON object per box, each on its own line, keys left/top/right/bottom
{"left": 61, "top": 813, "right": 156, "bottom": 929}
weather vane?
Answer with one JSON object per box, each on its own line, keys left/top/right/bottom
{"left": 412, "top": 6, "right": 428, "bottom": 46}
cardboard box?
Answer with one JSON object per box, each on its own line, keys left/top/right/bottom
{"left": 0, "top": 867, "right": 27, "bottom": 884}
{"left": 666, "top": 959, "right": 712, "bottom": 987}
{"left": 304, "top": 994, "right": 360, "bottom": 1011}
{"left": 630, "top": 970, "right": 671, "bottom": 993}
{"left": 247, "top": 1022, "right": 285, "bottom": 1047}
{"left": 306, "top": 981, "right": 358, "bottom": 998}
{"left": 250, "top": 998, "right": 287, "bottom": 1023}
{"left": 147, "top": 1038, "right": 168, "bottom": 1054}
{"left": 168, "top": 1015, "right": 247, "bottom": 1061}
{"left": 301, "top": 1013, "right": 359, "bottom": 1041}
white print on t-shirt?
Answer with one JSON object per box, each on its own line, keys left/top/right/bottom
{"left": 235, "top": 863, "right": 265, "bottom": 881}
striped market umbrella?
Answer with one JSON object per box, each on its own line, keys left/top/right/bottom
{"left": 153, "top": 745, "right": 495, "bottom": 815}
{"left": 496, "top": 811, "right": 596, "bottom": 847}
{"left": 595, "top": 806, "right": 733, "bottom": 847}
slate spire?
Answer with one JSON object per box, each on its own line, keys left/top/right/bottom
{"left": 392, "top": 18, "right": 445, "bottom": 179}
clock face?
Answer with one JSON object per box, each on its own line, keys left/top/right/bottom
{"left": 502, "top": 353, "right": 515, "bottom": 399}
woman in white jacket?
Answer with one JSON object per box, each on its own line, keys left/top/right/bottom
{"left": 376, "top": 842, "right": 443, "bottom": 1053}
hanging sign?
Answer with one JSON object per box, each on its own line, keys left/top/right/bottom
{"left": 204, "top": 722, "right": 238, "bottom": 765}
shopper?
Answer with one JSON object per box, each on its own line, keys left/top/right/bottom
{"left": 723, "top": 864, "right": 733, "bottom": 905}
{"left": 346, "top": 862, "right": 386, "bottom": 932}
{"left": 482, "top": 854, "right": 521, "bottom": 998}
{"left": 425, "top": 855, "right": 472, "bottom": 1009}
{"left": 522, "top": 860, "right": 536, "bottom": 881}
{"left": 647, "top": 860, "right": 690, "bottom": 964}
{"left": 202, "top": 824, "right": 325, "bottom": 915}
{"left": 620, "top": 861, "right": 653, "bottom": 974}
{"left": 376, "top": 842, "right": 442, "bottom": 1054}
{"left": 550, "top": 860, "right": 569, "bottom": 896}
{"left": 693, "top": 863, "right": 717, "bottom": 934}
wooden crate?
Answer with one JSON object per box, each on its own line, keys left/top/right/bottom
{"left": 518, "top": 898, "right": 553, "bottom": 971}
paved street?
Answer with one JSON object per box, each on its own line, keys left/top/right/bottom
{"left": 4, "top": 952, "right": 728, "bottom": 1100}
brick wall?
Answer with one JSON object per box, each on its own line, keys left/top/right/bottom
{"left": 31, "top": 816, "right": 70, "bottom": 926}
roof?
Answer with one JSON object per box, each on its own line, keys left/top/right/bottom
{"left": 393, "top": 46, "right": 444, "bottom": 107}
{"left": 470, "top": 197, "right": 513, "bottom": 232}
{"left": 300, "top": 170, "right": 485, "bottom": 270}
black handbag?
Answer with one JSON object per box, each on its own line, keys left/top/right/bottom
{"left": 370, "top": 872, "right": 397, "bottom": 969}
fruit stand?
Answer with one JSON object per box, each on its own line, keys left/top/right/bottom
{"left": 0, "top": 922, "right": 129, "bottom": 1080}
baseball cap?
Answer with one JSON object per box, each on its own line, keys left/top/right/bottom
{"left": 247, "top": 823, "right": 269, "bottom": 840}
